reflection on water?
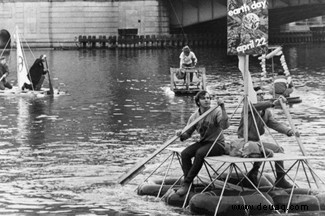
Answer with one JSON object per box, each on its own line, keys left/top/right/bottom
{"left": 0, "top": 44, "right": 324, "bottom": 215}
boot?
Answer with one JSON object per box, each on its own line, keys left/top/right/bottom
{"left": 176, "top": 183, "right": 190, "bottom": 196}
{"left": 244, "top": 162, "right": 261, "bottom": 187}
{"left": 274, "top": 161, "right": 293, "bottom": 189}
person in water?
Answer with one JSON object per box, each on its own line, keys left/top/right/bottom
{"left": 272, "top": 70, "right": 294, "bottom": 97}
{"left": 23, "top": 55, "right": 48, "bottom": 91}
{"left": 237, "top": 87, "right": 299, "bottom": 188}
{"left": 175, "top": 90, "right": 230, "bottom": 196}
{"left": 179, "top": 46, "right": 198, "bottom": 83}
{"left": 0, "top": 57, "right": 12, "bottom": 90}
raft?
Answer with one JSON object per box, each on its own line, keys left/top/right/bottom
{"left": 188, "top": 187, "right": 325, "bottom": 215}
{"left": 189, "top": 192, "right": 274, "bottom": 216}
{"left": 170, "top": 67, "right": 206, "bottom": 95}
{"left": 137, "top": 177, "right": 325, "bottom": 215}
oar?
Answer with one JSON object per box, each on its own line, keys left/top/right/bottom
{"left": 0, "top": 74, "right": 6, "bottom": 82}
{"left": 279, "top": 98, "right": 321, "bottom": 188}
{"left": 44, "top": 56, "right": 54, "bottom": 95}
{"left": 118, "top": 104, "right": 219, "bottom": 186}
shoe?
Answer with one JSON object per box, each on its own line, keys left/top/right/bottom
{"left": 176, "top": 183, "right": 190, "bottom": 196}
{"left": 243, "top": 167, "right": 259, "bottom": 187}
{"left": 274, "top": 178, "right": 293, "bottom": 189}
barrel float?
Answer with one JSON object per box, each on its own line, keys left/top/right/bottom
{"left": 219, "top": 172, "right": 273, "bottom": 188}
{"left": 163, "top": 188, "right": 197, "bottom": 207}
{"left": 315, "top": 193, "right": 325, "bottom": 210}
{"left": 272, "top": 193, "right": 325, "bottom": 212}
{"left": 137, "top": 184, "right": 179, "bottom": 197}
{"left": 189, "top": 193, "right": 274, "bottom": 215}
{"left": 284, "top": 188, "right": 315, "bottom": 195}
{"left": 286, "top": 96, "right": 302, "bottom": 104}
{"left": 152, "top": 178, "right": 182, "bottom": 186}
{"left": 268, "top": 188, "right": 316, "bottom": 199}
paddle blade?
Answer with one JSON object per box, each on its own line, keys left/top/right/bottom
{"left": 118, "top": 165, "right": 146, "bottom": 186}
{"left": 44, "top": 58, "right": 54, "bottom": 95}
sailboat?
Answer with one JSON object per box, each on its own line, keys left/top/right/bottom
{"left": 0, "top": 26, "right": 59, "bottom": 97}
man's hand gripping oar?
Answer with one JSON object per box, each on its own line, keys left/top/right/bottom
{"left": 117, "top": 104, "right": 220, "bottom": 186}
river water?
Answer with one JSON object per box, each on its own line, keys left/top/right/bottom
{"left": 0, "top": 43, "right": 325, "bottom": 215}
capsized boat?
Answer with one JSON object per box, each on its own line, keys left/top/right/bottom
{"left": 0, "top": 26, "right": 65, "bottom": 97}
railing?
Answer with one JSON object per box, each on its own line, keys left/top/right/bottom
{"left": 77, "top": 30, "right": 325, "bottom": 49}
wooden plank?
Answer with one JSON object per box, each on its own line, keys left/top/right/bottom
{"left": 118, "top": 104, "right": 219, "bottom": 186}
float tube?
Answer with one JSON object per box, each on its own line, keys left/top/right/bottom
{"left": 164, "top": 189, "right": 197, "bottom": 207}
{"left": 189, "top": 192, "right": 274, "bottom": 215}
{"left": 286, "top": 96, "right": 302, "bottom": 104}
{"left": 272, "top": 194, "right": 325, "bottom": 212}
{"left": 137, "top": 184, "right": 179, "bottom": 197}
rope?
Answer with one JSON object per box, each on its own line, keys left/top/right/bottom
{"left": 240, "top": 195, "right": 249, "bottom": 216}
{"left": 168, "top": 0, "right": 186, "bottom": 39}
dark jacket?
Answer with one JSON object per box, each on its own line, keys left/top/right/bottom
{"left": 28, "top": 59, "right": 47, "bottom": 86}
{"left": 237, "top": 101, "right": 291, "bottom": 141}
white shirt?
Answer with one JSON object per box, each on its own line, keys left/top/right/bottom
{"left": 179, "top": 51, "right": 197, "bottom": 67}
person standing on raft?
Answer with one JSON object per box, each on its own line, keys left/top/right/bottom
{"left": 175, "top": 90, "right": 230, "bottom": 196}
{"left": 237, "top": 87, "right": 299, "bottom": 188}
{"left": 179, "top": 45, "right": 198, "bottom": 83}
{"left": 22, "top": 54, "right": 48, "bottom": 91}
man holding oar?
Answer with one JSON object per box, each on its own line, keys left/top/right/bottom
{"left": 22, "top": 55, "right": 48, "bottom": 91}
{"left": 176, "top": 90, "right": 230, "bottom": 196}
{"left": 238, "top": 87, "right": 299, "bottom": 188}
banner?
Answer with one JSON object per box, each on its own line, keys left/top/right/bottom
{"left": 227, "top": 0, "right": 268, "bottom": 55}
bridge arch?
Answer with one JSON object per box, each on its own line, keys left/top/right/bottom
{"left": 0, "top": 29, "right": 11, "bottom": 49}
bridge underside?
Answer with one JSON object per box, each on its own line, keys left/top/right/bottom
{"left": 169, "top": 4, "right": 325, "bottom": 34}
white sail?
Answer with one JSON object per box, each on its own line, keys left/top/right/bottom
{"left": 16, "top": 27, "right": 31, "bottom": 90}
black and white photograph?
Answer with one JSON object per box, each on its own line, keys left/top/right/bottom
{"left": 0, "top": 0, "right": 325, "bottom": 215}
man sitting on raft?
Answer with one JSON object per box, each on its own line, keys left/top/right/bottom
{"left": 237, "top": 87, "right": 299, "bottom": 188}
{"left": 272, "top": 70, "right": 294, "bottom": 97}
{"left": 175, "top": 90, "right": 230, "bottom": 196}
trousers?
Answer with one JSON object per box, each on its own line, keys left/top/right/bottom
{"left": 181, "top": 140, "right": 225, "bottom": 184}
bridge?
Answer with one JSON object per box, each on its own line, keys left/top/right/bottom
{"left": 167, "top": 0, "right": 325, "bottom": 32}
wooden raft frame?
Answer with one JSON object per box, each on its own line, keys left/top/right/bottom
{"left": 138, "top": 147, "right": 325, "bottom": 215}
{"left": 170, "top": 67, "right": 206, "bottom": 94}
